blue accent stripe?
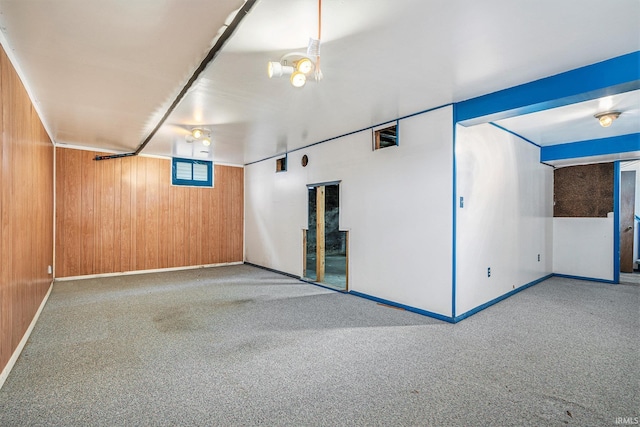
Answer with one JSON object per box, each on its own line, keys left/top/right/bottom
{"left": 453, "top": 274, "right": 553, "bottom": 322}
{"left": 635, "top": 215, "right": 640, "bottom": 222}
{"left": 614, "top": 161, "right": 621, "bottom": 284}
{"left": 452, "top": 106, "right": 458, "bottom": 318}
{"left": 489, "top": 122, "right": 541, "bottom": 148}
{"left": 456, "top": 51, "right": 640, "bottom": 126}
{"left": 348, "top": 291, "right": 455, "bottom": 323}
{"left": 553, "top": 273, "right": 617, "bottom": 284}
{"left": 540, "top": 133, "right": 640, "bottom": 162}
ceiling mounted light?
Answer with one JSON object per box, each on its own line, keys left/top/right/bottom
{"left": 268, "top": 61, "right": 294, "bottom": 78}
{"left": 267, "top": 52, "right": 318, "bottom": 88}
{"left": 267, "top": 0, "right": 323, "bottom": 88}
{"left": 187, "top": 127, "right": 211, "bottom": 144}
{"left": 290, "top": 71, "right": 307, "bottom": 88}
{"left": 594, "top": 111, "right": 621, "bottom": 128}
{"left": 296, "top": 57, "right": 314, "bottom": 74}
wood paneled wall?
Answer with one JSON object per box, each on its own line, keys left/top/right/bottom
{"left": 0, "top": 46, "right": 55, "bottom": 374}
{"left": 55, "top": 148, "right": 243, "bottom": 277}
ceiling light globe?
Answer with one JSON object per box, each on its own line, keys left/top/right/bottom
{"left": 192, "top": 128, "right": 203, "bottom": 139}
{"left": 594, "top": 111, "right": 621, "bottom": 128}
{"left": 599, "top": 115, "right": 613, "bottom": 127}
{"left": 296, "top": 58, "right": 313, "bottom": 74}
{"left": 202, "top": 138, "right": 211, "bottom": 146}
{"left": 291, "top": 72, "right": 306, "bottom": 88}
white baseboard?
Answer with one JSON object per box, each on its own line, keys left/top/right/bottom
{"left": 0, "top": 281, "right": 53, "bottom": 391}
{"left": 54, "top": 261, "right": 244, "bottom": 282}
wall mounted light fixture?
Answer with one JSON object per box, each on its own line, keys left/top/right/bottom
{"left": 594, "top": 111, "right": 621, "bottom": 127}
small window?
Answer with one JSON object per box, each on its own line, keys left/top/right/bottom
{"left": 172, "top": 157, "right": 213, "bottom": 187}
{"left": 276, "top": 156, "right": 287, "bottom": 172}
{"left": 372, "top": 123, "right": 398, "bottom": 150}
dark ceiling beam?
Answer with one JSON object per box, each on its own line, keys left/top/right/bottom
{"left": 95, "top": 0, "right": 259, "bottom": 161}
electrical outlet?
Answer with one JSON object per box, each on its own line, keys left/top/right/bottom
{"left": 459, "top": 196, "right": 464, "bottom": 208}
{"left": 487, "top": 267, "right": 491, "bottom": 277}
{"left": 47, "top": 265, "right": 52, "bottom": 274}
{"left": 537, "top": 254, "right": 540, "bottom": 262}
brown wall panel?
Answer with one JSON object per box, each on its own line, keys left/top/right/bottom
{"left": 55, "top": 148, "right": 244, "bottom": 277}
{"left": 554, "top": 163, "right": 614, "bottom": 217}
{"left": 0, "top": 46, "right": 54, "bottom": 374}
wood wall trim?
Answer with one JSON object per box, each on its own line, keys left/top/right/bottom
{"left": 0, "top": 45, "right": 54, "bottom": 375}
{"left": 55, "top": 148, "right": 244, "bottom": 277}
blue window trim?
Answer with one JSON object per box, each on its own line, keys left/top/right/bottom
{"left": 171, "top": 157, "right": 213, "bottom": 187}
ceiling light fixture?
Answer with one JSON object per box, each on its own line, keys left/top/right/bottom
{"left": 188, "top": 127, "right": 212, "bottom": 145}
{"left": 267, "top": 0, "right": 323, "bottom": 88}
{"left": 594, "top": 111, "right": 621, "bottom": 128}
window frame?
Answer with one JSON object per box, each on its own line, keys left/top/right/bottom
{"left": 171, "top": 157, "right": 213, "bottom": 187}
{"left": 372, "top": 121, "right": 399, "bottom": 150}
{"left": 276, "top": 155, "right": 287, "bottom": 173}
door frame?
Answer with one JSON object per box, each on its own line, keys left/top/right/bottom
{"left": 303, "top": 180, "right": 348, "bottom": 290}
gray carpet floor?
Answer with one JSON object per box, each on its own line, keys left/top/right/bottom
{"left": 0, "top": 264, "right": 638, "bottom": 426}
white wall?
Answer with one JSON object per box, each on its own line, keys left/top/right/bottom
{"left": 552, "top": 216, "right": 614, "bottom": 281}
{"left": 245, "top": 106, "right": 454, "bottom": 317}
{"left": 455, "top": 123, "right": 553, "bottom": 316}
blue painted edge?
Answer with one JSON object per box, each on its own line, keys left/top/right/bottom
{"left": 489, "top": 122, "right": 541, "bottom": 148}
{"left": 348, "top": 291, "right": 455, "bottom": 323}
{"left": 451, "top": 105, "right": 458, "bottom": 318}
{"left": 614, "top": 161, "right": 621, "bottom": 284}
{"left": 245, "top": 103, "right": 453, "bottom": 166}
{"left": 453, "top": 274, "right": 553, "bottom": 322}
{"left": 171, "top": 157, "right": 213, "bottom": 187}
{"left": 553, "top": 273, "right": 616, "bottom": 284}
{"left": 635, "top": 214, "right": 640, "bottom": 222}
{"left": 247, "top": 262, "right": 617, "bottom": 323}
{"left": 540, "top": 133, "right": 640, "bottom": 162}
{"left": 456, "top": 51, "right": 640, "bottom": 125}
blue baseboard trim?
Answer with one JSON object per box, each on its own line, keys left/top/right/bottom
{"left": 243, "top": 262, "right": 347, "bottom": 293}
{"left": 552, "top": 273, "right": 616, "bottom": 284}
{"left": 348, "top": 291, "right": 455, "bottom": 323}
{"left": 453, "top": 274, "right": 553, "bottom": 322}
{"left": 244, "top": 265, "right": 618, "bottom": 323}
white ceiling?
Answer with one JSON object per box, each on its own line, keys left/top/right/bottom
{"left": 0, "top": 0, "right": 639, "bottom": 166}
{"left": 495, "top": 90, "right": 640, "bottom": 147}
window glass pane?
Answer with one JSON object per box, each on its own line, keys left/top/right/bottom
{"left": 175, "top": 162, "right": 192, "bottom": 180}
{"left": 193, "top": 163, "right": 208, "bottom": 181}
